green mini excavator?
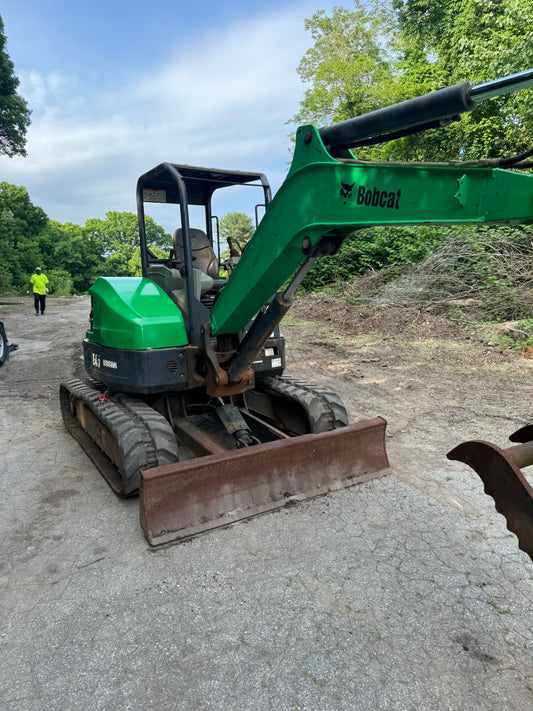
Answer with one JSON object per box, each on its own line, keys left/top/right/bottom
{"left": 61, "top": 69, "right": 533, "bottom": 551}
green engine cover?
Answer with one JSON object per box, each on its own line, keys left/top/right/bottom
{"left": 86, "top": 277, "right": 188, "bottom": 350}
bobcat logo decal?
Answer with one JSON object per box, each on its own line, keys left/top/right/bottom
{"left": 339, "top": 180, "right": 403, "bottom": 210}
{"left": 340, "top": 180, "right": 355, "bottom": 200}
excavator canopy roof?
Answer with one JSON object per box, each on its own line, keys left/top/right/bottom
{"left": 138, "top": 163, "right": 270, "bottom": 207}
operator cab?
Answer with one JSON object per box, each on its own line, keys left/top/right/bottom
{"left": 137, "top": 164, "right": 272, "bottom": 319}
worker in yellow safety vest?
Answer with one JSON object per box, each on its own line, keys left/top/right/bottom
{"left": 27, "top": 267, "right": 50, "bottom": 316}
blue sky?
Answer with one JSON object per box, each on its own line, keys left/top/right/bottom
{"left": 0, "top": 0, "right": 351, "bottom": 233}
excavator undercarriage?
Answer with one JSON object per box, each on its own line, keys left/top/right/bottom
{"left": 60, "top": 375, "right": 389, "bottom": 543}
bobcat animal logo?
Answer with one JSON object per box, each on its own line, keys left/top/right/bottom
{"left": 340, "top": 180, "right": 355, "bottom": 200}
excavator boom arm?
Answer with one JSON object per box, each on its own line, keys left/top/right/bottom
{"left": 210, "top": 132, "right": 533, "bottom": 336}
{"left": 211, "top": 70, "right": 533, "bottom": 339}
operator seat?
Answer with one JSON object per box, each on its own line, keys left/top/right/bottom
{"left": 173, "top": 228, "right": 226, "bottom": 311}
{"left": 146, "top": 229, "right": 223, "bottom": 314}
{"left": 173, "top": 228, "right": 219, "bottom": 279}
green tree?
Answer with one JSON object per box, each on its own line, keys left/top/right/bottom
{"left": 47, "top": 221, "right": 104, "bottom": 293}
{"left": 291, "top": 2, "right": 393, "bottom": 131}
{"left": 0, "top": 208, "right": 19, "bottom": 292}
{"left": 0, "top": 15, "right": 31, "bottom": 157}
{"left": 127, "top": 246, "right": 168, "bottom": 276}
{"left": 84, "top": 211, "right": 171, "bottom": 276}
{"left": 45, "top": 268, "right": 72, "bottom": 296}
{"left": 0, "top": 182, "right": 47, "bottom": 233}
{"left": 219, "top": 212, "right": 255, "bottom": 257}
{"left": 390, "top": 0, "right": 533, "bottom": 160}
{"left": 0, "top": 182, "right": 48, "bottom": 290}
{"left": 292, "top": 1, "right": 533, "bottom": 161}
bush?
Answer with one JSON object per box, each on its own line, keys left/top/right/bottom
{"left": 0, "top": 266, "right": 14, "bottom": 295}
{"left": 339, "top": 224, "right": 533, "bottom": 322}
{"left": 300, "top": 224, "right": 450, "bottom": 291}
{"left": 46, "top": 269, "right": 72, "bottom": 296}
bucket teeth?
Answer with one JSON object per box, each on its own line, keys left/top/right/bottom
{"left": 447, "top": 436, "right": 533, "bottom": 561}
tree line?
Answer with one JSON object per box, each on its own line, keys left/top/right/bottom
{"left": 0, "top": 179, "right": 256, "bottom": 295}
{"left": 0, "top": 182, "right": 173, "bottom": 295}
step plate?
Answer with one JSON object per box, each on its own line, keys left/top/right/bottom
{"left": 140, "top": 417, "right": 390, "bottom": 545}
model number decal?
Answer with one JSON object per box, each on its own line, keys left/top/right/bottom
{"left": 92, "top": 353, "right": 117, "bottom": 369}
{"left": 340, "top": 180, "right": 401, "bottom": 209}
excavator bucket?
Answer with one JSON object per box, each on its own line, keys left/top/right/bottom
{"left": 447, "top": 427, "right": 533, "bottom": 561}
{"left": 140, "top": 417, "right": 390, "bottom": 545}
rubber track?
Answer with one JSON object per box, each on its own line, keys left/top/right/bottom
{"left": 261, "top": 375, "right": 348, "bottom": 433}
{"left": 113, "top": 394, "right": 179, "bottom": 472}
{"left": 84, "top": 377, "right": 179, "bottom": 469}
{"left": 60, "top": 378, "right": 178, "bottom": 496}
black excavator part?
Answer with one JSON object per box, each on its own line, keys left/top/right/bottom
{"left": 249, "top": 375, "right": 349, "bottom": 435}
{"left": 0, "top": 322, "right": 7, "bottom": 367}
{"left": 59, "top": 378, "right": 179, "bottom": 496}
{"left": 0, "top": 321, "right": 17, "bottom": 367}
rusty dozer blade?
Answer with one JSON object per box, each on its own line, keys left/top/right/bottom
{"left": 447, "top": 433, "right": 533, "bottom": 561}
{"left": 140, "top": 417, "right": 390, "bottom": 545}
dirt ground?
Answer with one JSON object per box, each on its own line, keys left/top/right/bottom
{"left": 287, "top": 291, "right": 533, "bottom": 495}
{"left": 1, "top": 293, "right": 532, "bottom": 710}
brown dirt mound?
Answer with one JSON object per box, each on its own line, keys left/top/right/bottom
{"left": 292, "top": 292, "right": 469, "bottom": 340}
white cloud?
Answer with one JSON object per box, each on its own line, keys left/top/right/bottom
{"left": 19, "top": 69, "right": 79, "bottom": 118}
{"left": 134, "top": 13, "right": 306, "bottom": 119}
{"left": 0, "top": 6, "right": 315, "bottom": 226}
